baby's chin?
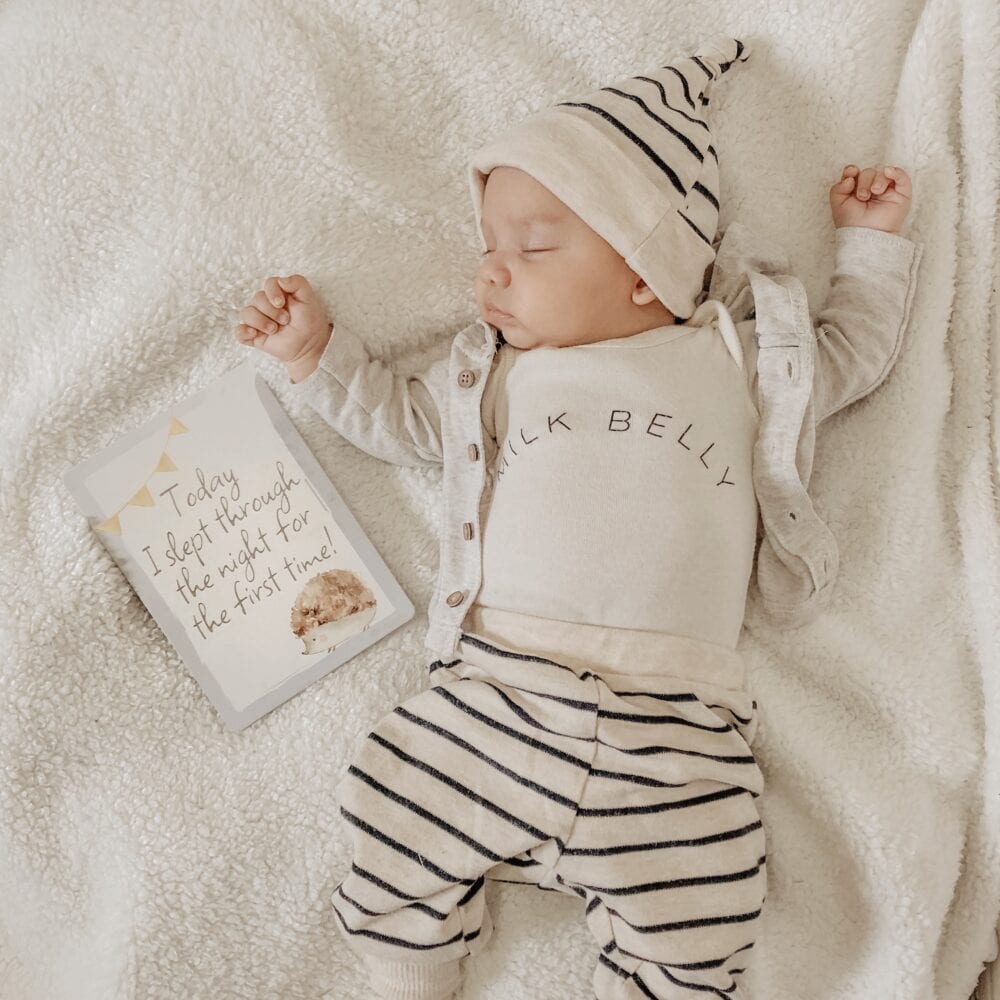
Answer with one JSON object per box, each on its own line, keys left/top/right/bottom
{"left": 480, "top": 310, "right": 541, "bottom": 349}
{"left": 497, "top": 326, "right": 535, "bottom": 350}
{"left": 505, "top": 321, "right": 576, "bottom": 350}
{"left": 481, "top": 314, "right": 518, "bottom": 342}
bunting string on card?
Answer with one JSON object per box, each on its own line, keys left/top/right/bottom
{"left": 95, "top": 416, "right": 189, "bottom": 536}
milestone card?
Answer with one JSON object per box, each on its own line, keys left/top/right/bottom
{"left": 63, "top": 359, "right": 414, "bottom": 731}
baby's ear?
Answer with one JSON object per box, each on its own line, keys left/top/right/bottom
{"left": 631, "top": 277, "right": 658, "bottom": 306}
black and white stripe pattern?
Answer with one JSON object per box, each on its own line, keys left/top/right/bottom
{"left": 333, "top": 630, "right": 767, "bottom": 999}
{"left": 553, "top": 36, "right": 747, "bottom": 259}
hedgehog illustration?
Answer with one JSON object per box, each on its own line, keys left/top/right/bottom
{"left": 289, "top": 569, "right": 378, "bottom": 655}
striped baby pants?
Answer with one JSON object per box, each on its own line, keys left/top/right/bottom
{"left": 332, "top": 606, "right": 767, "bottom": 1000}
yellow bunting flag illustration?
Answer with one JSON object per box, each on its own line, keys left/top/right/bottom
{"left": 94, "top": 416, "right": 188, "bottom": 535}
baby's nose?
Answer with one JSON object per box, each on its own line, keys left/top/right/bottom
{"left": 478, "top": 260, "right": 509, "bottom": 286}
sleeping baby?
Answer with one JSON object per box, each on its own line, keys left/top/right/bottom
{"left": 234, "top": 36, "right": 921, "bottom": 1000}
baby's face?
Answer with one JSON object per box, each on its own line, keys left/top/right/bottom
{"left": 474, "top": 166, "right": 673, "bottom": 349}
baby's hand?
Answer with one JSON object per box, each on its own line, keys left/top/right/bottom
{"left": 234, "top": 274, "right": 333, "bottom": 379}
{"left": 829, "top": 164, "right": 912, "bottom": 234}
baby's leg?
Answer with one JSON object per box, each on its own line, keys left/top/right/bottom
{"left": 578, "top": 781, "right": 766, "bottom": 999}
{"left": 332, "top": 670, "right": 593, "bottom": 1000}
{"left": 553, "top": 682, "right": 767, "bottom": 999}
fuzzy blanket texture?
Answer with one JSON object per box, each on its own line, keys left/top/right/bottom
{"left": 1, "top": 0, "right": 998, "bottom": 998}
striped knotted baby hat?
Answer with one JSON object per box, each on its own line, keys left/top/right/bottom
{"left": 467, "top": 35, "right": 750, "bottom": 322}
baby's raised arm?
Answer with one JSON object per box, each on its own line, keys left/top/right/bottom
{"left": 234, "top": 276, "right": 450, "bottom": 468}
{"left": 807, "top": 163, "right": 922, "bottom": 422}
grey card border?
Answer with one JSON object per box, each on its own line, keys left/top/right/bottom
{"left": 62, "top": 359, "right": 415, "bottom": 733}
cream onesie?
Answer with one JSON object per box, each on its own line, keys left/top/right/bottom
{"left": 470, "top": 317, "right": 758, "bottom": 650}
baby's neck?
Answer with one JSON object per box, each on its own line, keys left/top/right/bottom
{"left": 566, "top": 302, "right": 679, "bottom": 347}
{"left": 496, "top": 301, "right": 680, "bottom": 351}
{"left": 543, "top": 318, "right": 683, "bottom": 350}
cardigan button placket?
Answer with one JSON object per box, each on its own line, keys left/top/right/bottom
{"left": 442, "top": 364, "right": 481, "bottom": 618}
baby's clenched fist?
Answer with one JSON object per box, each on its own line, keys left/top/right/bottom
{"left": 829, "top": 164, "right": 913, "bottom": 234}
{"left": 234, "top": 274, "right": 333, "bottom": 383}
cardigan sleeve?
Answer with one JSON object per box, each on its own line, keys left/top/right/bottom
{"left": 810, "top": 226, "right": 924, "bottom": 423}
{"left": 286, "top": 317, "right": 451, "bottom": 468}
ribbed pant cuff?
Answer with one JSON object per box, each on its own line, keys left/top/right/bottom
{"left": 363, "top": 955, "right": 462, "bottom": 1000}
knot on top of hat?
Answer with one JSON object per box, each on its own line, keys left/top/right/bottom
{"left": 684, "top": 36, "right": 752, "bottom": 107}
{"left": 693, "top": 35, "right": 752, "bottom": 79}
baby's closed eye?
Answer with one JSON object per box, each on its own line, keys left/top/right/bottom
{"left": 479, "top": 248, "right": 556, "bottom": 256}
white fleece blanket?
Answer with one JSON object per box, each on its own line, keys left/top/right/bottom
{"left": 1, "top": 0, "right": 998, "bottom": 998}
